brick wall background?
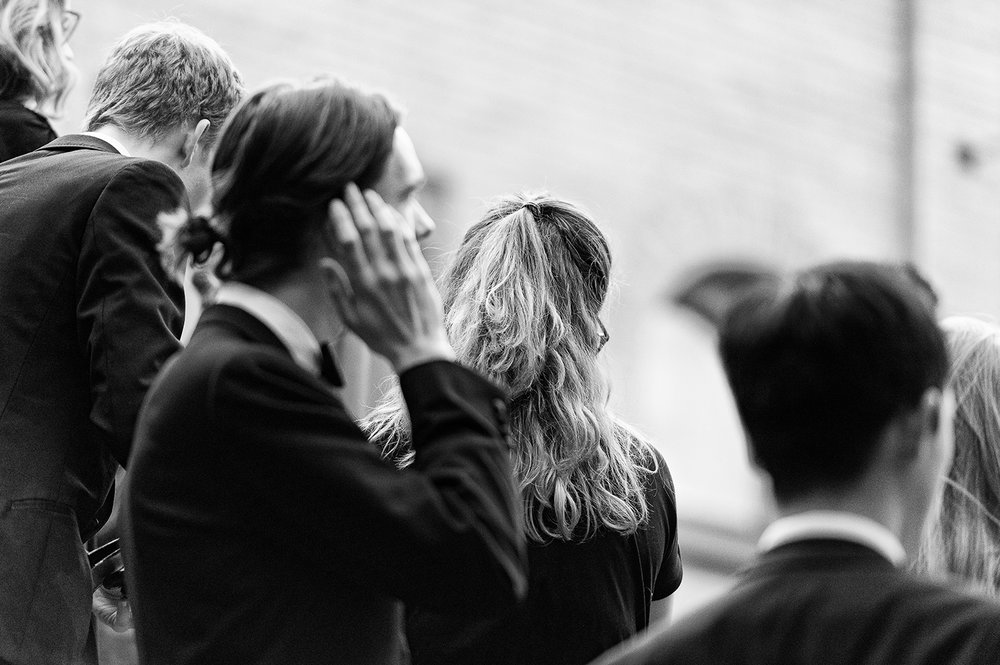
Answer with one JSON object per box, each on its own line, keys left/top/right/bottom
{"left": 54, "top": 1, "right": 1000, "bottom": 543}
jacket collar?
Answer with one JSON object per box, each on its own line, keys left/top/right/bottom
{"left": 196, "top": 303, "right": 286, "bottom": 351}
{"left": 194, "top": 304, "right": 345, "bottom": 387}
{"left": 40, "top": 133, "right": 123, "bottom": 154}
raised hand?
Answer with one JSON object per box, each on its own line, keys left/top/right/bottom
{"left": 320, "top": 183, "right": 455, "bottom": 373}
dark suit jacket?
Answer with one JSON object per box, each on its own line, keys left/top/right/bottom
{"left": 592, "top": 539, "right": 1000, "bottom": 665}
{"left": 0, "top": 100, "right": 57, "bottom": 162}
{"left": 0, "top": 135, "right": 185, "bottom": 664}
{"left": 122, "top": 304, "right": 528, "bottom": 665}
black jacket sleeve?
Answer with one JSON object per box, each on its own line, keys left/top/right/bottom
{"left": 212, "top": 354, "right": 528, "bottom": 613}
{"left": 76, "top": 160, "right": 185, "bottom": 466}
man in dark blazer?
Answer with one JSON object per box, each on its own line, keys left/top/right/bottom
{"left": 121, "top": 80, "right": 527, "bottom": 665}
{"left": 0, "top": 22, "right": 243, "bottom": 664}
{"left": 593, "top": 262, "right": 1000, "bottom": 665}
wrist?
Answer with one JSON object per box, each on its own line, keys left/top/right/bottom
{"left": 389, "top": 339, "right": 457, "bottom": 374}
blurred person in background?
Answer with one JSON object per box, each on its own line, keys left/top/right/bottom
{"left": 365, "top": 193, "right": 683, "bottom": 665}
{"left": 0, "top": 0, "right": 78, "bottom": 160}
{"left": 0, "top": 21, "right": 242, "bottom": 664}
{"left": 591, "top": 262, "right": 1000, "bottom": 665}
{"left": 121, "top": 78, "right": 526, "bottom": 665}
{"left": 915, "top": 316, "right": 1000, "bottom": 595}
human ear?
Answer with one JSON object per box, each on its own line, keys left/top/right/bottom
{"left": 180, "top": 119, "right": 211, "bottom": 168}
{"left": 911, "top": 387, "right": 954, "bottom": 466}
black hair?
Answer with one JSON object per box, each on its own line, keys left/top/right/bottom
{"left": 177, "top": 78, "right": 400, "bottom": 286}
{"left": 719, "top": 261, "right": 948, "bottom": 501}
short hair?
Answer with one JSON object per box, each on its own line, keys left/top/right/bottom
{"left": 0, "top": 0, "right": 76, "bottom": 114}
{"left": 719, "top": 261, "right": 948, "bottom": 501}
{"left": 182, "top": 78, "right": 400, "bottom": 285}
{"left": 366, "top": 193, "right": 660, "bottom": 543}
{"left": 84, "top": 21, "right": 243, "bottom": 144}
{"left": 916, "top": 316, "right": 1000, "bottom": 595}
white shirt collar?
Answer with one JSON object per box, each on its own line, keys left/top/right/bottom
{"left": 213, "top": 282, "right": 321, "bottom": 377}
{"left": 80, "top": 131, "right": 132, "bottom": 157}
{"left": 758, "top": 510, "right": 907, "bottom": 567}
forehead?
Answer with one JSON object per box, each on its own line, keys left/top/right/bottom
{"left": 376, "top": 127, "right": 425, "bottom": 196}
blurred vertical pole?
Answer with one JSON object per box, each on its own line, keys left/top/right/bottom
{"left": 899, "top": 0, "right": 917, "bottom": 261}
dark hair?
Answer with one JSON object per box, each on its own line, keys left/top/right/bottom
{"left": 719, "top": 261, "right": 948, "bottom": 501}
{"left": 176, "top": 78, "right": 400, "bottom": 285}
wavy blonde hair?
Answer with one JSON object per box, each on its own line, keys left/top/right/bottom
{"left": 0, "top": 0, "right": 76, "bottom": 115}
{"left": 364, "top": 193, "right": 658, "bottom": 543}
{"left": 916, "top": 316, "right": 1000, "bottom": 595}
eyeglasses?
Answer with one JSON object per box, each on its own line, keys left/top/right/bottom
{"left": 597, "top": 320, "right": 610, "bottom": 353}
{"left": 60, "top": 10, "right": 81, "bottom": 43}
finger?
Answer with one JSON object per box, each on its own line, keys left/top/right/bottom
{"left": 345, "top": 182, "right": 386, "bottom": 264}
{"left": 364, "top": 190, "right": 410, "bottom": 266}
{"left": 326, "top": 198, "right": 368, "bottom": 277}
{"left": 400, "top": 221, "right": 434, "bottom": 283}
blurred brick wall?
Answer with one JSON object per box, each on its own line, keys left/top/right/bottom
{"left": 54, "top": 1, "right": 1000, "bottom": 535}
{"left": 914, "top": 0, "right": 1000, "bottom": 317}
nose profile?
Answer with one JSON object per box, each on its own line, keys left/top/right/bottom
{"left": 414, "top": 201, "right": 435, "bottom": 240}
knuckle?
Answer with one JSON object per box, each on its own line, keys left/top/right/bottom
{"left": 375, "top": 267, "right": 404, "bottom": 286}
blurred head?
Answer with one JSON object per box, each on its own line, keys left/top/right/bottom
{"left": 367, "top": 193, "right": 657, "bottom": 543}
{"left": 179, "top": 78, "right": 416, "bottom": 287}
{"left": 720, "top": 261, "right": 950, "bottom": 506}
{"left": 0, "top": 0, "right": 78, "bottom": 115}
{"left": 84, "top": 21, "right": 243, "bottom": 146}
{"left": 917, "top": 316, "right": 1000, "bottom": 593}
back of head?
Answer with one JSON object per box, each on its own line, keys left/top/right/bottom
{"left": 440, "top": 193, "right": 655, "bottom": 542}
{"left": 84, "top": 20, "right": 243, "bottom": 144}
{"left": 0, "top": 0, "right": 76, "bottom": 114}
{"left": 720, "top": 261, "right": 947, "bottom": 503}
{"left": 917, "top": 316, "right": 1000, "bottom": 593}
{"left": 177, "top": 78, "right": 400, "bottom": 286}
{"left": 443, "top": 193, "right": 611, "bottom": 398}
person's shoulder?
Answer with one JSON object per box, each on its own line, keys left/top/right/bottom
{"left": 0, "top": 100, "right": 49, "bottom": 128}
{"left": 0, "top": 103, "right": 56, "bottom": 162}
{"left": 2, "top": 138, "right": 181, "bottom": 195}
{"left": 891, "top": 569, "right": 1000, "bottom": 616}
{"left": 104, "top": 155, "right": 184, "bottom": 193}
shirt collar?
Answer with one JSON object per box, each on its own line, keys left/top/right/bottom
{"left": 758, "top": 510, "right": 907, "bottom": 567}
{"left": 80, "top": 131, "right": 132, "bottom": 157}
{"left": 213, "top": 282, "right": 322, "bottom": 377}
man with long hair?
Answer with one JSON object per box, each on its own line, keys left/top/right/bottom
{"left": 121, "top": 79, "right": 526, "bottom": 665}
{"left": 0, "top": 21, "right": 242, "bottom": 663}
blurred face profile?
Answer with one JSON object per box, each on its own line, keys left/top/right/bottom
{"left": 930, "top": 387, "right": 956, "bottom": 495}
{"left": 372, "top": 127, "right": 435, "bottom": 239}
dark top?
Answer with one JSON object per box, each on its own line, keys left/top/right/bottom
{"left": 123, "top": 304, "right": 528, "bottom": 665}
{"left": 592, "top": 539, "right": 1000, "bottom": 665}
{"left": 407, "top": 450, "right": 683, "bottom": 665}
{"left": 0, "top": 135, "right": 185, "bottom": 664}
{"left": 0, "top": 99, "right": 57, "bottom": 161}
